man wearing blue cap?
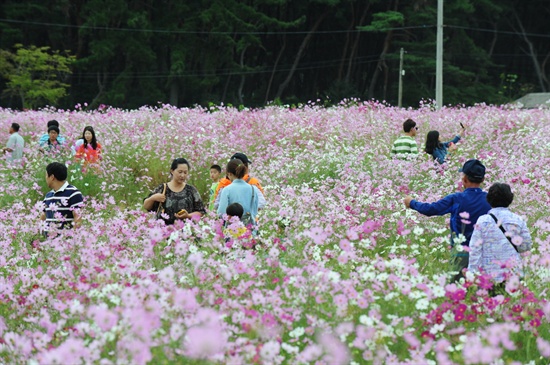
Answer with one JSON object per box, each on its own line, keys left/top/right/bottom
{"left": 403, "top": 159, "right": 491, "bottom": 282}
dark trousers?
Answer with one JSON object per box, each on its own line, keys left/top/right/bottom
{"left": 450, "top": 254, "right": 469, "bottom": 283}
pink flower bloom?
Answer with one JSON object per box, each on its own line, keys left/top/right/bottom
{"left": 185, "top": 323, "right": 227, "bottom": 359}
{"left": 537, "top": 337, "right": 550, "bottom": 357}
{"left": 459, "top": 211, "right": 470, "bottom": 219}
{"left": 339, "top": 239, "right": 351, "bottom": 252}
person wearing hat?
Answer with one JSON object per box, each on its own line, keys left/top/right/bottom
{"left": 212, "top": 152, "right": 264, "bottom": 210}
{"left": 403, "top": 159, "right": 492, "bottom": 282}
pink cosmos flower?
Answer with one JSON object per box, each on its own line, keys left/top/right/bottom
{"left": 185, "top": 323, "right": 227, "bottom": 359}
{"left": 339, "top": 239, "right": 351, "bottom": 252}
{"left": 537, "top": 337, "right": 550, "bottom": 357}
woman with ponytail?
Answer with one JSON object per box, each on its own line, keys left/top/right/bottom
{"left": 217, "top": 159, "right": 266, "bottom": 228}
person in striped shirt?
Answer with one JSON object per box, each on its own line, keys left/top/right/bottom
{"left": 41, "top": 162, "right": 84, "bottom": 234}
{"left": 391, "top": 118, "right": 419, "bottom": 157}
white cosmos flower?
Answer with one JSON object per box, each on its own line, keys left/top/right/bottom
{"left": 412, "top": 226, "right": 424, "bottom": 235}
{"left": 415, "top": 298, "right": 430, "bottom": 310}
{"left": 288, "top": 327, "right": 305, "bottom": 338}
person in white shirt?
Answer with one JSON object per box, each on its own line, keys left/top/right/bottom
{"left": 3, "top": 122, "right": 25, "bottom": 164}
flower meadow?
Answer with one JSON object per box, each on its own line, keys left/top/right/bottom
{"left": 1, "top": 101, "right": 550, "bottom": 364}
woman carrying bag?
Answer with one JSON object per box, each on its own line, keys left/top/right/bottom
{"left": 217, "top": 159, "right": 266, "bottom": 233}
{"left": 143, "top": 158, "right": 206, "bottom": 225}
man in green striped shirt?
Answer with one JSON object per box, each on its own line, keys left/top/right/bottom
{"left": 391, "top": 118, "right": 419, "bottom": 157}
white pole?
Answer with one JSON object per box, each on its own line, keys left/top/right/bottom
{"left": 436, "top": 0, "right": 443, "bottom": 108}
{"left": 398, "top": 48, "right": 404, "bottom": 107}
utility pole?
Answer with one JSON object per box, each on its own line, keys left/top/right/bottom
{"left": 398, "top": 48, "right": 405, "bottom": 107}
{"left": 436, "top": 0, "right": 443, "bottom": 108}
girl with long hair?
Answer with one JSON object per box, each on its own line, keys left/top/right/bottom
{"left": 424, "top": 126, "right": 465, "bottom": 164}
{"left": 75, "top": 126, "right": 102, "bottom": 164}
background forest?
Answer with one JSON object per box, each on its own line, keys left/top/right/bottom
{"left": 0, "top": 0, "right": 549, "bottom": 109}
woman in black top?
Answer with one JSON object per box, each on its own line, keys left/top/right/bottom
{"left": 143, "top": 158, "right": 206, "bottom": 224}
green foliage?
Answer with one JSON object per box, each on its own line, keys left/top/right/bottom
{"left": 0, "top": 0, "right": 548, "bottom": 108}
{"left": 359, "top": 11, "right": 405, "bottom": 31}
{"left": 0, "top": 44, "right": 74, "bottom": 109}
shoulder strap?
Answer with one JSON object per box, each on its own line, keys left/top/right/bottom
{"left": 489, "top": 213, "right": 519, "bottom": 253}
{"left": 250, "top": 184, "right": 254, "bottom": 206}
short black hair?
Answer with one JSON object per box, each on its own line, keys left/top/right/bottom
{"left": 46, "top": 162, "right": 68, "bottom": 181}
{"left": 487, "top": 183, "right": 514, "bottom": 208}
{"left": 403, "top": 118, "right": 416, "bottom": 133}
{"left": 210, "top": 164, "right": 221, "bottom": 173}
{"left": 48, "top": 126, "right": 60, "bottom": 134}
{"left": 47, "top": 120, "right": 59, "bottom": 128}
{"left": 226, "top": 202, "right": 244, "bottom": 219}
{"left": 11, "top": 122, "right": 20, "bottom": 132}
{"left": 171, "top": 158, "right": 189, "bottom": 171}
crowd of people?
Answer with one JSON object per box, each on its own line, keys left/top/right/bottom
{"left": 393, "top": 118, "right": 532, "bottom": 290}
{"left": 2, "top": 116, "right": 533, "bottom": 292}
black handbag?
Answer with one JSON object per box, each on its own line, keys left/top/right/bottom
{"left": 156, "top": 183, "right": 167, "bottom": 219}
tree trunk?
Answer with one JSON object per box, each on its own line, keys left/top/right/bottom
{"left": 169, "top": 81, "right": 179, "bottom": 106}
{"left": 345, "top": 3, "right": 370, "bottom": 83}
{"left": 264, "top": 36, "right": 286, "bottom": 104}
{"left": 238, "top": 46, "right": 248, "bottom": 105}
{"left": 514, "top": 13, "right": 547, "bottom": 92}
{"left": 367, "top": 30, "right": 393, "bottom": 99}
{"left": 90, "top": 71, "right": 107, "bottom": 108}
{"left": 337, "top": 3, "right": 355, "bottom": 81}
{"left": 274, "top": 11, "right": 328, "bottom": 100}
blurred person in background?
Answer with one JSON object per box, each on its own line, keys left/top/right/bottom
{"left": 3, "top": 122, "right": 25, "bottom": 165}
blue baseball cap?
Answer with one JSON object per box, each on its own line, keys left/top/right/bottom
{"left": 459, "top": 159, "right": 486, "bottom": 179}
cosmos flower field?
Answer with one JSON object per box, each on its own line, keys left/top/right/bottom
{"left": 0, "top": 101, "right": 549, "bottom": 364}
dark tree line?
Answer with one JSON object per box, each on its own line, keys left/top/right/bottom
{"left": 0, "top": 0, "right": 549, "bottom": 109}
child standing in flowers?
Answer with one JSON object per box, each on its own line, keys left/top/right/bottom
{"left": 143, "top": 158, "right": 206, "bottom": 225}
{"left": 223, "top": 203, "right": 249, "bottom": 239}
{"left": 404, "top": 159, "right": 492, "bottom": 282}
{"left": 208, "top": 164, "right": 221, "bottom": 211}
{"left": 424, "top": 125, "right": 466, "bottom": 164}
{"left": 468, "top": 183, "right": 532, "bottom": 285}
